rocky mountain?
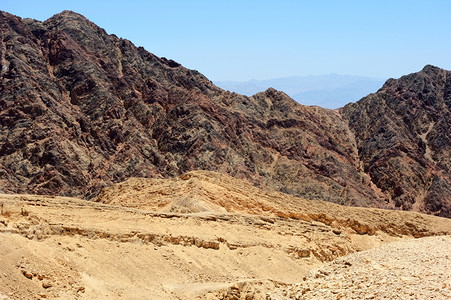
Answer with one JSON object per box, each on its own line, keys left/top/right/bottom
{"left": 0, "top": 10, "right": 450, "bottom": 217}
{"left": 343, "top": 65, "right": 451, "bottom": 217}
{"left": 0, "top": 10, "right": 378, "bottom": 206}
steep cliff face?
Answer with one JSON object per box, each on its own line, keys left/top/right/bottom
{"left": 0, "top": 10, "right": 377, "bottom": 206}
{"left": 0, "top": 11, "right": 450, "bottom": 217}
{"left": 343, "top": 65, "right": 451, "bottom": 217}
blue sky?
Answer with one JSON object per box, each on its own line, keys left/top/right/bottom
{"left": 2, "top": 0, "right": 451, "bottom": 81}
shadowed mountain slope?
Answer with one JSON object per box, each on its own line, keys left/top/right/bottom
{"left": 343, "top": 65, "right": 451, "bottom": 217}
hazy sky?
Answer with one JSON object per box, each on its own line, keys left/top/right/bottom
{"left": 2, "top": 0, "right": 451, "bottom": 81}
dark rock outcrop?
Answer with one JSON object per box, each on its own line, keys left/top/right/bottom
{"left": 0, "top": 10, "right": 450, "bottom": 217}
{"left": 0, "top": 10, "right": 377, "bottom": 206}
{"left": 343, "top": 65, "right": 451, "bottom": 217}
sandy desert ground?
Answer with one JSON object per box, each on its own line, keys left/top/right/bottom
{"left": 1, "top": 171, "right": 450, "bottom": 299}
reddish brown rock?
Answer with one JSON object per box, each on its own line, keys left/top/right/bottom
{"left": 0, "top": 11, "right": 376, "bottom": 207}
{"left": 0, "top": 10, "right": 450, "bottom": 217}
{"left": 343, "top": 65, "right": 451, "bottom": 217}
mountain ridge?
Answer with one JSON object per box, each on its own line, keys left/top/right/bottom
{"left": 0, "top": 10, "right": 450, "bottom": 217}
{"left": 343, "top": 64, "right": 451, "bottom": 217}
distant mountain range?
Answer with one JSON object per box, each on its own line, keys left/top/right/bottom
{"left": 215, "top": 75, "right": 385, "bottom": 109}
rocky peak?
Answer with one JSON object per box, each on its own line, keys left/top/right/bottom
{"left": 421, "top": 64, "right": 445, "bottom": 76}
{"left": 44, "top": 10, "right": 100, "bottom": 33}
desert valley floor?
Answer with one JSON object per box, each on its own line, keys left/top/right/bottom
{"left": 1, "top": 171, "right": 450, "bottom": 299}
